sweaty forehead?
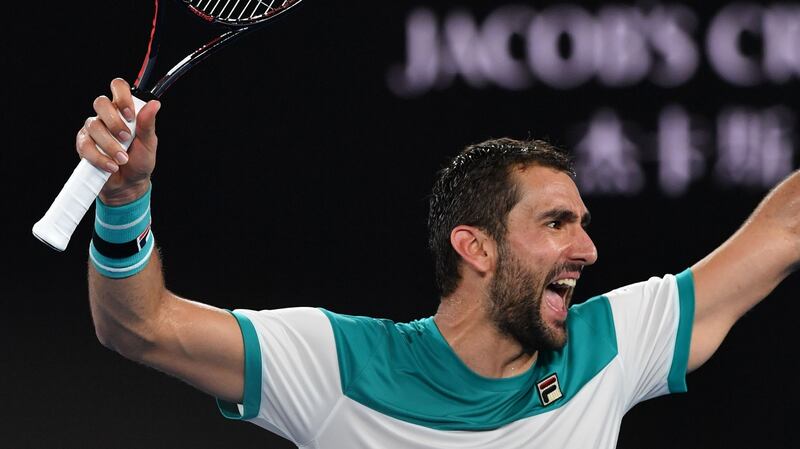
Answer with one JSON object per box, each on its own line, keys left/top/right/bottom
{"left": 512, "top": 165, "right": 586, "bottom": 212}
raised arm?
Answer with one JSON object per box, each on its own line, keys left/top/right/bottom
{"left": 81, "top": 79, "right": 245, "bottom": 403}
{"left": 688, "top": 170, "right": 800, "bottom": 371}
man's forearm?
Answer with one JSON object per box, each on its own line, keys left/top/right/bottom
{"left": 748, "top": 169, "right": 800, "bottom": 270}
{"left": 88, "top": 250, "right": 168, "bottom": 357}
{"left": 693, "top": 169, "right": 800, "bottom": 324}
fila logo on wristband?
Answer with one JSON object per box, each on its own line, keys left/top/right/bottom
{"left": 537, "top": 373, "right": 563, "bottom": 406}
{"left": 137, "top": 224, "right": 151, "bottom": 251}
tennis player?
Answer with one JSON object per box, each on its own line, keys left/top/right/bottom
{"left": 80, "top": 79, "right": 800, "bottom": 448}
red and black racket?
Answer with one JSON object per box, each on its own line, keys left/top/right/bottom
{"left": 33, "top": 0, "right": 303, "bottom": 251}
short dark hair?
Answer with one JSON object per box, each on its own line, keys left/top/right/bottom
{"left": 427, "top": 137, "right": 575, "bottom": 297}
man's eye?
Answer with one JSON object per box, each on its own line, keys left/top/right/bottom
{"left": 547, "top": 221, "right": 561, "bottom": 229}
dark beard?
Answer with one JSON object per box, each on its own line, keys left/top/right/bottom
{"left": 487, "top": 242, "right": 568, "bottom": 354}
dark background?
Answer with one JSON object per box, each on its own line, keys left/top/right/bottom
{"left": 3, "top": 1, "right": 798, "bottom": 448}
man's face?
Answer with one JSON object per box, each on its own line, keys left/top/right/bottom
{"left": 487, "top": 165, "right": 597, "bottom": 353}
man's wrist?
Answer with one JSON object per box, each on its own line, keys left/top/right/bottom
{"left": 99, "top": 180, "right": 151, "bottom": 206}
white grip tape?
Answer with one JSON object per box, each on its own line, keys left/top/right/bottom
{"left": 32, "top": 96, "right": 148, "bottom": 251}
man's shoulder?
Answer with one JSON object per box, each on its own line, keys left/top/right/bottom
{"left": 319, "top": 308, "right": 430, "bottom": 342}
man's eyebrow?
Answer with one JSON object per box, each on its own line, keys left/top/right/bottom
{"left": 538, "top": 208, "right": 592, "bottom": 227}
{"left": 582, "top": 211, "right": 592, "bottom": 228}
{"left": 538, "top": 208, "right": 578, "bottom": 223}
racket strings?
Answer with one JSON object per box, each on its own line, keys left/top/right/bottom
{"left": 188, "top": 0, "right": 296, "bottom": 23}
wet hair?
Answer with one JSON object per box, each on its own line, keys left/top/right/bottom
{"left": 427, "top": 137, "right": 574, "bottom": 296}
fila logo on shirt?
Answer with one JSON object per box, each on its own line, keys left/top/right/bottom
{"left": 537, "top": 373, "right": 563, "bottom": 406}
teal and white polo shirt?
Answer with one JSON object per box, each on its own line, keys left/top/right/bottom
{"left": 217, "top": 270, "right": 695, "bottom": 449}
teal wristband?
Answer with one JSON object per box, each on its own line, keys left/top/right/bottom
{"left": 89, "top": 185, "right": 155, "bottom": 279}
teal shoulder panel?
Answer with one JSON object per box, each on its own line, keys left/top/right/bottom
{"left": 321, "top": 298, "right": 618, "bottom": 431}
{"left": 319, "top": 308, "right": 390, "bottom": 393}
{"left": 216, "top": 310, "right": 262, "bottom": 420}
{"left": 668, "top": 269, "right": 696, "bottom": 393}
{"left": 563, "top": 295, "right": 619, "bottom": 390}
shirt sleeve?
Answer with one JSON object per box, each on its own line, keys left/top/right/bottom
{"left": 215, "top": 307, "right": 343, "bottom": 446}
{"left": 605, "top": 269, "right": 695, "bottom": 410}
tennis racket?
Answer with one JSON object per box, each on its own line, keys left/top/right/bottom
{"left": 33, "top": 0, "right": 303, "bottom": 251}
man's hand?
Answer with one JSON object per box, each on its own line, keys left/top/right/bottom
{"left": 76, "top": 78, "right": 161, "bottom": 206}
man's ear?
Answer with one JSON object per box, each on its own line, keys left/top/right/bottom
{"left": 450, "top": 225, "right": 497, "bottom": 275}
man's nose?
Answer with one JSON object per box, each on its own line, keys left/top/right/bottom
{"left": 570, "top": 226, "right": 598, "bottom": 266}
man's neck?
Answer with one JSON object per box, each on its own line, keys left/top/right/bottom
{"left": 433, "top": 291, "right": 537, "bottom": 379}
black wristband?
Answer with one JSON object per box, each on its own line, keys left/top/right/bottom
{"left": 91, "top": 225, "right": 151, "bottom": 259}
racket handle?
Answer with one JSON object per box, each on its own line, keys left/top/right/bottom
{"left": 33, "top": 96, "right": 148, "bottom": 252}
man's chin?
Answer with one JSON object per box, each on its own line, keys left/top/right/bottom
{"left": 545, "top": 320, "right": 568, "bottom": 350}
{"left": 513, "top": 321, "right": 567, "bottom": 354}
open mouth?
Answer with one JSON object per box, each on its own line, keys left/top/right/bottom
{"left": 543, "top": 278, "right": 576, "bottom": 318}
